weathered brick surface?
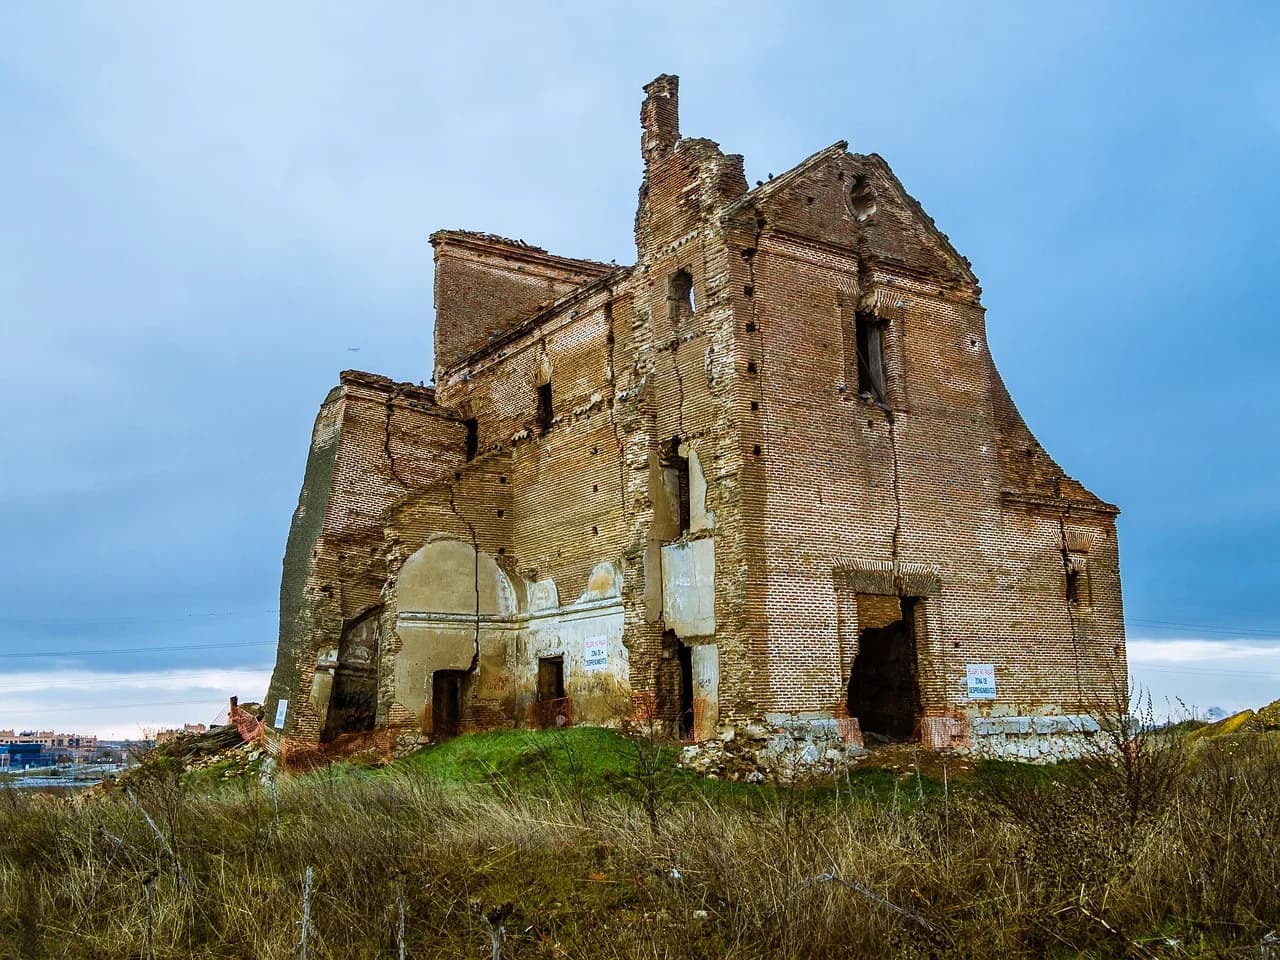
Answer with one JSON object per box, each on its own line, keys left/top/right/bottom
{"left": 264, "top": 75, "right": 1126, "bottom": 757}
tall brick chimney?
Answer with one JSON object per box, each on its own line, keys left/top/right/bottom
{"left": 641, "top": 74, "right": 679, "bottom": 168}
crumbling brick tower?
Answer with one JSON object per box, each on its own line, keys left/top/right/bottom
{"left": 264, "top": 75, "right": 1125, "bottom": 761}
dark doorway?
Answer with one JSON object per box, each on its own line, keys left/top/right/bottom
{"left": 432, "top": 670, "right": 466, "bottom": 740}
{"left": 321, "top": 668, "right": 377, "bottom": 742}
{"left": 321, "top": 609, "right": 381, "bottom": 743}
{"left": 677, "top": 643, "right": 694, "bottom": 740}
{"left": 847, "top": 597, "right": 921, "bottom": 740}
{"left": 537, "top": 656, "right": 565, "bottom": 702}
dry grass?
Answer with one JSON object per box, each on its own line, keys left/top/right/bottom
{"left": 2, "top": 730, "right": 1278, "bottom": 959}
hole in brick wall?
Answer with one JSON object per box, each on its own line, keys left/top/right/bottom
{"left": 743, "top": 284, "right": 754, "bottom": 297}
{"left": 741, "top": 247, "right": 756, "bottom": 260}
{"left": 655, "top": 629, "right": 686, "bottom": 732}
{"left": 498, "top": 548, "right": 506, "bottom": 555}
{"left": 499, "top": 476, "right": 508, "bottom": 484}
{"left": 536, "top": 382, "right": 554, "bottom": 436}
{"left": 868, "top": 420, "right": 874, "bottom": 428}
{"left": 454, "top": 471, "right": 462, "bottom": 480}
{"left": 849, "top": 174, "right": 878, "bottom": 222}
{"left": 806, "top": 195, "right": 814, "bottom": 205}
{"left": 592, "top": 483, "right": 599, "bottom": 492}
{"left": 745, "top": 321, "right": 757, "bottom": 332}
{"left": 750, "top": 401, "right": 759, "bottom": 411}
{"left": 659, "top": 436, "right": 691, "bottom": 535}
{"left": 970, "top": 338, "right": 979, "bottom": 349}
{"left": 592, "top": 526, "right": 599, "bottom": 536}
{"left": 677, "top": 643, "right": 694, "bottom": 740}
{"left": 746, "top": 361, "right": 757, "bottom": 374}
{"left": 753, "top": 444, "right": 762, "bottom": 456}
{"left": 848, "top": 596, "right": 921, "bottom": 741}
{"left": 464, "top": 418, "right": 478, "bottom": 461}
{"left": 591, "top": 445, "right": 600, "bottom": 455}
{"left": 497, "top": 510, "right": 505, "bottom": 518}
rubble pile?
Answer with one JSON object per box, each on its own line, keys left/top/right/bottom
{"left": 679, "top": 720, "right": 866, "bottom": 782}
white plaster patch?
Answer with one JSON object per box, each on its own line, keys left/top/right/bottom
{"left": 661, "top": 538, "right": 716, "bottom": 637}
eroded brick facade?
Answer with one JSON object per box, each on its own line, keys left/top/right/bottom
{"left": 264, "top": 76, "right": 1126, "bottom": 759}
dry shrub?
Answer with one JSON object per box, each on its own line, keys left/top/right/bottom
{"left": 2, "top": 732, "right": 1278, "bottom": 959}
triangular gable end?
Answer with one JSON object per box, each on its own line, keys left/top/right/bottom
{"left": 724, "top": 146, "right": 980, "bottom": 297}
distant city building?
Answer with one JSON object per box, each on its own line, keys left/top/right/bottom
{"left": 1, "top": 742, "right": 55, "bottom": 770}
{"left": 0, "top": 730, "right": 100, "bottom": 764}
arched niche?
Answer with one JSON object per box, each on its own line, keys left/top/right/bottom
{"left": 397, "top": 536, "right": 517, "bottom": 617}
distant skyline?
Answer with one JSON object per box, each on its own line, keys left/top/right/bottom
{"left": 2, "top": 2, "right": 1278, "bottom": 736}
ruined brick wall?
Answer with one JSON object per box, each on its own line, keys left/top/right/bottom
{"left": 265, "top": 73, "right": 1126, "bottom": 755}
{"left": 722, "top": 149, "right": 1124, "bottom": 725}
{"left": 264, "top": 372, "right": 466, "bottom": 742}
{"left": 436, "top": 283, "right": 631, "bottom": 602}
{"left": 431, "top": 232, "right": 612, "bottom": 377}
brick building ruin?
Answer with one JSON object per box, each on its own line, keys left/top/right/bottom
{"left": 263, "top": 75, "right": 1126, "bottom": 761}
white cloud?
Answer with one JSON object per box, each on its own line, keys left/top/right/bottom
{"left": 1126, "top": 638, "right": 1280, "bottom": 720}
{"left": 0, "top": 667, "right": 271, "bottom": 740}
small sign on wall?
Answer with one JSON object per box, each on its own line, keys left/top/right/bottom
{"left": 583, "top": 636, "right": 608, "bottom": 671}
{"left": 274, "top": 699, "right": 289, "bottom": 728}
{"left": 966, "top": 664, "right": 996, "bottom": 700}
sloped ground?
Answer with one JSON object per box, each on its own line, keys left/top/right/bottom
{"left": 1185, "top": 697, "right": 1280, "bottom": 746}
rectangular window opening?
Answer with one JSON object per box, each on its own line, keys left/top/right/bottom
{"left": 536, "top": 382, "right": 553, "bottom": 436}
{"left": 854, "top": 311, "right": 887, "bottom": 402}
{"left": 668, "top": 268, "right": 695, "bottom": 329}
{"left": 464, "top": 417, "right": 479, "bottom": 461}
{"left": 1065, "top": 553, "right": 1091, "bottom": 605}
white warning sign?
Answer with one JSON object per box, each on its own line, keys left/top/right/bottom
{"left": 966, "top": 664, "right": 996, "bottom": 699}
{"left": 583, "top": 636, "right": 608, "bottom": 671}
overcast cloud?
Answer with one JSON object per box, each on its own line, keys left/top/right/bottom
{"left": 2, "top": 2, "right": 1278, "bottom": 735}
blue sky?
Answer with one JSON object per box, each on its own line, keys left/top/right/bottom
{"left": 2, "top": 2, "right": 1278, "bottom": 737}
